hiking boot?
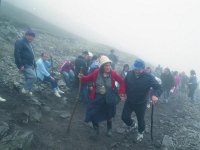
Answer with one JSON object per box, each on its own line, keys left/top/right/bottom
{"left": 92, "top": 123, "right": 99, "bottom": 136}
{"left": 0, "top": 97, "right": 6, "bottom": 102}
{"left": 57, "top": 89, "right": 64, "bottom": 94}
{"left": 107, "top": 120, "right": 112, "bottom": 137}
{"left": 136, "top": 132, "right": 144, "bottom": 142}
{"left": 54, "top": 91, "right": 61, "bottom": 97}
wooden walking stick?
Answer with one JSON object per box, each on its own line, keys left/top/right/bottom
{"left": 67, "top": 68, "right": 83, "bottom": 133}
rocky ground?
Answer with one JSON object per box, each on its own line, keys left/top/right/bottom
{"left": 1, "top": 2, "right": 200, "bottom": 150}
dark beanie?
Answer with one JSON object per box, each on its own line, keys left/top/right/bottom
{"left": 25, "top": 30, "right": 35, "bottom": 37}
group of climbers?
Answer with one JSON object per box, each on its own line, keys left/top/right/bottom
{"left": 13, "top": 29, "right": 198, "bottom": 143}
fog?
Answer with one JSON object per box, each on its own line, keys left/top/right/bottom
{"left": 3, "top": 0, "right": 200, "bottom": 76}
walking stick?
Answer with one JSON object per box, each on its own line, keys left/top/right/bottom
{"left": 67, "top": 68, "right": 83, "bottom": 133}
{"left": 151, "top": 102, "right": 154, "bottom": 141}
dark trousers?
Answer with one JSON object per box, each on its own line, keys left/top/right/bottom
{"left": 43, "top": 76, "right": 58, "bottom": 90}
{"left": 92, "top": 120, "right": 112, "bottom": 130}
{"left": 122, "top": 101, "right": 147, "bottom": 133}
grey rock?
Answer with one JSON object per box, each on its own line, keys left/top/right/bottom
{"left": 162, "top": 135, "right": 175, "bottom": 150}
{"left": 0, "top": 122, "right": 9, "bottom": 138}
{"left": 43, "top": 106, "right": 51, "bottom": 112}
{"left": 116, "top": 127, "right": 126, "bottom": 134}
{"left": 29, "top": 107, "right": 42, "bottom": 122}
{"left": 0, "top": 130, "right": 34, "bottom": 150}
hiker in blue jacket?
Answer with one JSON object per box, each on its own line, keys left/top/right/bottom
{"left": 14, "top": 30, "right": 37, "bottom": 96}
{"left": 36, "top": 52, "right": 64, "bottom": 97}
{"left": 188, "top": 70, "right": 198, "bottom": 102}
{"left": 121, "top": 59, "right": 162, "bottom": 141}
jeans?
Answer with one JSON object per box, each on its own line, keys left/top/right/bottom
{"left": 23, "top": 65, "right": 36, "bottom": 91}
{"left": 122, "top": 100, "right": 147, "bottom": 133}
{"left": 62, "top": 70, "right": 75, "bottom": 87}
{"left": 43, "top": 76, "right": 58, "bottom": 91}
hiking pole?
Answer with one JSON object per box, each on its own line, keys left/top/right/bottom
{"left": 151, "top": 102, "right": 154, "bottom": 142}
{"left": 67, "top": 68, "right": 83, "bottom": 133}
{"left": 50, "top": 55, "right": 54, "bottom": 75}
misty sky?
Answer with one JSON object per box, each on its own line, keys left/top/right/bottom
{"left": 4, "top": 0, "right": 200, "bottom": 76}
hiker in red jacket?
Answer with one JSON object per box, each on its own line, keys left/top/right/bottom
{"left": 79, "top": 55, "right": 126, "bottom": 137}
{"left": 59, "top": 60, "right": 75, "bottom": 88}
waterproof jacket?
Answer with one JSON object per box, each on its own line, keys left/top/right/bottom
{"left": 59, "top": 60, "right": 74, "bottom": 73}
{"left": 125, "top": 71, "right": 162, "bottom": 104}
{"left": 14, "top": 37, "right": 35, "bottom": 69}
{"left": 36, "top": 58, "right": 52, "bottom": 81}
{"left": 75, "top": 56, "right": 88, "bottom": 75}
{"left": 188, "top": 75, "right": 198, "bottom": 89}
{"left": 160, "top": 73, "right": 174, "bottom": 90}
{"left": 81, "top": 69, "right": 125, "bottom": 100}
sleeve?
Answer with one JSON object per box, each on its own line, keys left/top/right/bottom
{"left": 81, "top": 70, "right": 98, "bottom": 84}
{"left": 37, "top": 60, "right": 50, "bottom": 77}
{"left": 150, "top": 75, "right": 162, "bottom": 97}
{"left": 14, "top": 41, "right": 23, "bottom": 69}
{"left": 113, "top": 71, "right": 125, "bottom": 94}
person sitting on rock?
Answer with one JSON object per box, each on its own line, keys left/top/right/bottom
{"left": 188, "top": 70, "right": 198, "bottom": 103}
{"left": 14, "top": 29, "right": 37, "bottom": 96}
{"left": 59, "top": 60, "right": 75, "bottom": 88}
{"left": 36, "top": 52, "right": 64, "bottom": 97}
{"left": 160, "top": 68, "right": 175, "bottom": 103}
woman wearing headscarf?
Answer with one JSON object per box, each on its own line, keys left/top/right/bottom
{"left": 79, "top": 55, "right": 126, "bottom": 137}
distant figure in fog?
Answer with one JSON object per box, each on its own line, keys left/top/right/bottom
{"left": 188, "top": 70, "right": 198, "bottom": 102}
{"left": 120, "top": 64, "right": 129, "bottom": 79}
{"left": 108, "top": 49, "right": 118, "bottom": 69}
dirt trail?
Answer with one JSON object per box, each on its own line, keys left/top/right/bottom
{"left": 0, "top": 86, "right": 199, "bottom": 150}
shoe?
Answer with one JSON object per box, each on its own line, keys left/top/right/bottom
{"left": 57, "top": 89, "right": 64, "bottom": 94}
{"left": 126, "top": 122, "right": 137, "bottom": 132}
{"left": 136, "top": 132, "right": 144, "bottom": 141}
{"left": 54, "top": 91, "right": 61, "bottom": 97}
{"left": 107, "top": 129, "right": 112, "bottom": 137}
{"left": 0, "top": 97, "right": 6, "bottom": 102}
{"left": 21, "top": 88, "right": 28, "bottom": 94}
{"left": 29, "top": 92, "right": 33, "bottom": 96}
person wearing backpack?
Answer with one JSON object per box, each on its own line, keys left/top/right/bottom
{"left": 14, "top": 30, "right": 37, "bottom": 96}
{"left": 121, "top": 59, "right": 162, "bottom": 141}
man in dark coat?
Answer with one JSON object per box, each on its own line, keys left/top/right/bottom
{"left": 122, "top": 59, "right": 162, "bottom": 141}
{"left": 160, "top": 68, "right": 174, "bottom": 102}
{"left": 14, "top": 30, "right": 37, "bottom": 95}
{"left": 108, "top": 49, "right": 118, "bottom": 69}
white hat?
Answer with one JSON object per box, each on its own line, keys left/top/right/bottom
{"left": 99, "top": 55, "right": 112, "bottom": 67}
{"left": 88, "top": 52, "right": 93, "bottom": 57}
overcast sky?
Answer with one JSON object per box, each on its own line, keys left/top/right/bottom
{"left": 4, "top": 0, "right": 200, "bottom": 76}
